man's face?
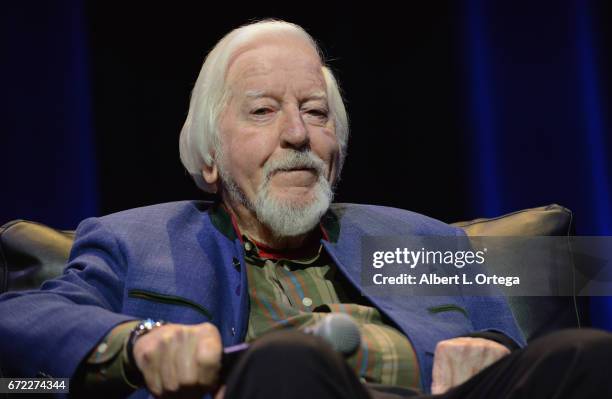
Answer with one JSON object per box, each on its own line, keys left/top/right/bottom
{"left": 214, "top": 35, "right": 340, "bottom": 235}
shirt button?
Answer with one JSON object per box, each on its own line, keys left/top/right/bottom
{"left": 232, "top": 257, "right": 241, "bottom": 272}
{"left": 302, "top": 297, "right": 313, "bottom": 307}
{"left": 97, "top": 343, "right": 108, "bottom": 354}
{"left": 244, "top": 242, "right": 253, "bottom": 251}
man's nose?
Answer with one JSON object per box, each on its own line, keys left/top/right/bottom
{"left": 279, "top": 108, "right": 309, "bottom": 149}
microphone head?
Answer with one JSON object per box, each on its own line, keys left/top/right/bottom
{"left": 313, "top": 313, "right": 361, "bottom": 356}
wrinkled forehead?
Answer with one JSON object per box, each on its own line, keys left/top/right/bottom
{"left": 225, "top": 34, "right": 326, "bottom": 96}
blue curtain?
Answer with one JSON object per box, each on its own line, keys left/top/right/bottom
{"left": 0, "top": 1, "right": 97, "bottom": 229}
{"left": 464, "top": 0, "right": 612, "bottom": 329}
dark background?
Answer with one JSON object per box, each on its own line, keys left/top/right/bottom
{"left": 86, "top": 2, "right": 470, "bottom": 221}
{"left": 1, "top": 1, "right": 611, "bottom": 326}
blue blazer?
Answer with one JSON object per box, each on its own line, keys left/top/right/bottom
{"left": 0, "top": 201, "right": 524, "bottom": 396}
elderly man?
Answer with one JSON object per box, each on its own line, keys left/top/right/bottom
{"left": 0, "top": 19, "right": 610, "bottom": 399}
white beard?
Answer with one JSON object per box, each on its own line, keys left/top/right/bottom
{"left": 218, "top": 150, "right": 333, "bottom": 238}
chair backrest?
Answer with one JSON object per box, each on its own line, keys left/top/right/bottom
{"left": 0, "top": 204, "right": 585, "bottom": 341}
{"left": 0, "top": 220, "right": 74, "bottom": 293}
{"left": 451, "top": 203, "right": 586, "bottom": 341}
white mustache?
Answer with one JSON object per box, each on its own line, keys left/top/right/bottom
{"left": 262, "top": 151, "right": 326, "bottom": 181}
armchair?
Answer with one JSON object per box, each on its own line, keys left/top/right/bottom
{"left": 0, "top": 203, "right": 587, "bottom": 342}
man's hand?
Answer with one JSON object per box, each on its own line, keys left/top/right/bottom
{"left": 431, "top": 337, "right": 510, "bottom": 394}
{"left": 132, "top": 322, "right": 223, "bottom": 398}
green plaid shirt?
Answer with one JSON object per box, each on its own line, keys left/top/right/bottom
{"left": 219, "top": 204, "right": 421, "bottom": 390}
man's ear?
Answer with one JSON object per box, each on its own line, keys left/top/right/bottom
{"left": 202, "top": 156, "right": 219, "bottom": 193}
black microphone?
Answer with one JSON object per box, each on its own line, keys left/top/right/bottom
{"left": 221, "top": 313, "right": 361, "bottom": 379}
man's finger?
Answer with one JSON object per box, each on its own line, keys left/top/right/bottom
{"left": 159, "top": 331, "right": 180, "bottom": 393}
{"left": 195, "top": 338, "right": 222, "bottom": 387}
{"left": 134, "top": 338, "right": 163, "bottom": 396}
{"left": 452, "top": 341, "right": 480, "bottom": 386}
{"left": 194, "top": 323, "right": 223, "bottom": 387}
{"left": 176, "top": 328, "right": 199, "bottom": 386}
{"left": 431, "top": 343, "right": 451, "bottom": 394}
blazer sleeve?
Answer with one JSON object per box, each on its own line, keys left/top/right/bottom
{"left": 0, "top": 217, "right": 137, "bottom": 378}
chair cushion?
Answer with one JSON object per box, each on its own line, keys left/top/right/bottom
{"left": 451, "top": 204, "right": 584, "bottom": 341}
{"left": 451, "top": 203, "right": 573, "bottom": 236}
{"left": 0, "top": 220, "right": 74, "bottom": 292}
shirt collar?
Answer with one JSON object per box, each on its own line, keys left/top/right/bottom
{"left": 208, "top": 201, "right": 340, "bottom": 253}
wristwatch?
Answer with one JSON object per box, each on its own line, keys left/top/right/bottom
{"left": 126, "top": 319, "right": 167, "bottom": 378}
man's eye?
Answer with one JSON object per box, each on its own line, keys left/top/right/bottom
{"left": 252, "top": 108, "right": 272, "bottom": 116}
{"left": 306, "top": 109, "right": 329, "bottom": 118}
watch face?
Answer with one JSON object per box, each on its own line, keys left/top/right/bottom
{"left": 142, "top": 318, "right": 156, "bottom": 330}
{"left": 132, "top": 319, "right": 166, "bottom": 340}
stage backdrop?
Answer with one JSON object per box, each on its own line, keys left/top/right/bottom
{"left": 1, "top": 1, "right": 611, "bottom": 328}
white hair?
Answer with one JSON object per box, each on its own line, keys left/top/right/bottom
{"left": 178, "top": 19, "right": 349, "bottom": 192}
